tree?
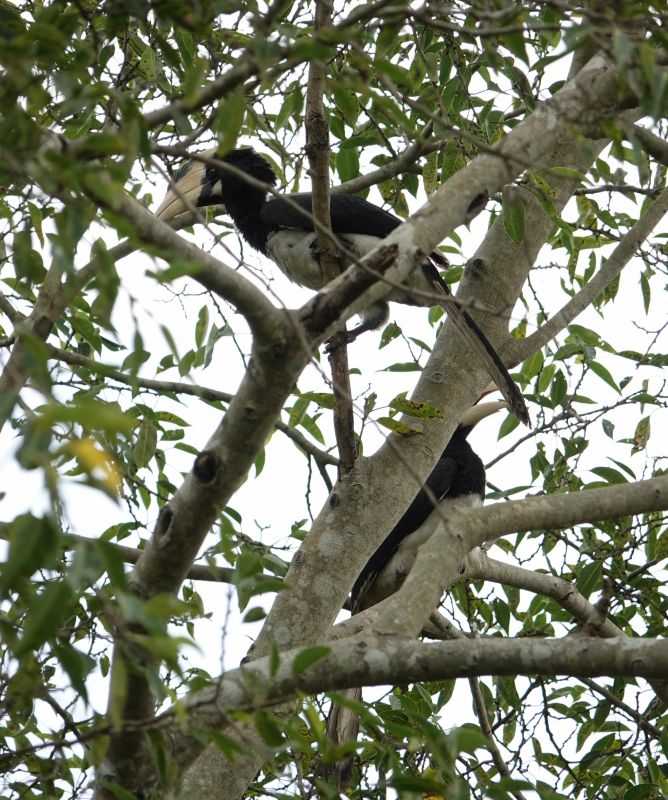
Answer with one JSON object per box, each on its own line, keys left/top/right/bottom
{"left": 1, "top": 1, "right": 667, "bottom": 798}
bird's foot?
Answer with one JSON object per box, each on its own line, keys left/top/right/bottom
{"left": 324, "top": 331, "right": 358, "bottom": 353}
{"left": 309, "top": 240, "right": 345, "bottom": 264}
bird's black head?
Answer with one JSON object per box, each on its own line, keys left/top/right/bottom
{"left": 220, "top": 148, "right": 278, "bottom": 188}
{"left": 155, "top": 147, "right": 278, "bottom": 222}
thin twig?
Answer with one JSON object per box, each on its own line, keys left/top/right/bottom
{"left": 305, "top": 0, "right": 357, "bottom": 476}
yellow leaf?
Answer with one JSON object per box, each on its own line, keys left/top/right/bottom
{"left": 67, "top": 437, "right": 122, "bottom": 495}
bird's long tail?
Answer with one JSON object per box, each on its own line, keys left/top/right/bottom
{"left": 422, "top": 263, "right": 530, "bottom": 426}
{"left": 323, "top": 686, "right": 363, "bottom": 791}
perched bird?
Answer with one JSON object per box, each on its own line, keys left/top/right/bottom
{"left": 351, "top": 398, "right": 506, "bottom": 612}
{"left": 156, "top": 148, "right": 529, "bottom": 425}
{"left": 326, "top": 397, "right": 508, "bottom": 789}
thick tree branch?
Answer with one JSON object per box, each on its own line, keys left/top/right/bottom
{"left": 107, "top": 50, "right": 640, "bottom": 797}
{"left": 164, "top": 637, "right": 668, "bottom": 753}
{"left": 175, "top": 472, "right": 668, "bottom": 785}
{"left": 623, "top": 121, "right": 668, "bottom": 167}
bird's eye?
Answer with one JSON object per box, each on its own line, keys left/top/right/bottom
{"left": 205, "top": 165, "right": 217, "bottom": 182}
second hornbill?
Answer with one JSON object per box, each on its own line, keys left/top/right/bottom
{"left": 156, "top": 148, "right": 529, "bottom": 425}
{"left": 325, "top": 396, "right": 508, "bottom": 789}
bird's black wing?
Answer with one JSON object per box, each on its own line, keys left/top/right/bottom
{"left": 350, "top": 454, "right": 458, "bottom": 610}
{"left": 261, "top": 193, "right": 402, "bottom": 237}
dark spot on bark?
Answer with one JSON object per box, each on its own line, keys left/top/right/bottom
{"left": 329, "top": 492, "right": 340, "bottom": 508}
{"left": 273, "top": 341, "right": 286, "bottom": 359}
{"left": 156, "top": 506, "right": 173, "bottom": 539}
{"left": 467, "top": 192, "right": 488, "bottom": 216}
{"left": 34, "top": 315, "right": 54, "bottom": 339}
{"left": 466, "top": 257, "right": 487, "bottom": 278}
{"left": 244, "top": 405, "right": 258, "bottom": 420}
{"left": 193, "top": 450, "right": 219, "bottom": 484}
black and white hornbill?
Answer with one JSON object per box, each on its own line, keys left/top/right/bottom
{"left": 156, "top": 148, "right": 529, "bottom": 426}
{"left": 325, "top": 397, "right": 507, "bottom": 789}
{"left": 350, "top": 397, "right": 506, "bottom": 612}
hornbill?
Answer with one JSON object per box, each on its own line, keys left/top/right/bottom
{"left": 156, "top": 148, "right": 529, "bottom": 425}
{"left": 325, "top": 397, "right": 507, "bottom": 790}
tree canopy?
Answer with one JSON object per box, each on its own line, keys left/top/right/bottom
{"left": 1, "top": 1, "right": 668, "bottom": 799}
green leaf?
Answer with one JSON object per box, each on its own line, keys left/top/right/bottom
{"left": 590, "top": 466, "right": 628, "bottom": 484}
{"left": 299, "top": 392, "right": 335, "bottom": 409}
{"left": 574, "top": 562, "right": 601, "bottom": 599}
{"left": 333, "top": 87, "right": 358, "bottom": 123}
{"left": 0, "top": 515, "right": 59, "bottom": 596}
{"left": 37, "top": 399, "right": 135, "bottom": 435}
{"left": 380, "top": 321, "right": 401, "bottom": 348}
{"left": 214, "top": 90, "right": 247, "bottom": 152}
{"left": 391, "top": 774, "right": 445, "bottom": 793}
{"left": 292, "top": 645, "right": 331, "bottom": 675}
{"left": 254, "top": 710, "right": 285, "bottom": 746}
{"left": 589, "top": 361, "right": 620, "bottom": 393}
{"left": 377, "top": 416, "right": 422, "bottom": 435}
{"left": 243, "top": 607, "right": 266, "bottom": 623}
{"left": 14, "top": 580, "right": 73, "bottom": 658}
{"left": 381, "top": 361, "right": 421, "bottom": 372}
{"left": 547, "top": 166, "right": 588, "bottom": 181}
{"left": 632, "top": 416, "right": 650, "bottom": 453}
{"left": 336, "top": 147, "right": 359, "bottom": 182}
{"left": 502, "top": 187, "right": 525, "bottom": 244}
{"left": 195, "top": 304, "right": 209, "bottom": 348}
{"left": 640, "top": 270, "right": 651, "bottom": 312}
{"left": 13, "top": 229, "right": 45, "bottom": 283}
{"left": 269, "top": 643, "right": 280, "bottom": 679}
{"left": 53, "top": 642, "right": 95, "bottom": 700}
{"left": 131, "top": 417, "right": 158, "bottom": 469}
{"left": 389, "top": 396, "right": 443, "bottom": 419}
{"left": 497, "top": 413, "right": 519, "bottom": 440}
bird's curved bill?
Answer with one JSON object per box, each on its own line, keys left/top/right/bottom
{"left": 155, "top": 159, "right": 209, "bottom": 222}
{"left": 460, "top": 399, "right": 509, "bottom": 429}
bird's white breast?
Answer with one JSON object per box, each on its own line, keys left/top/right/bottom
{"left": 266, "top": 229, "right": 435, "bottom": 306}
{"left": 266, "top": 231, "right": 325, "bottom": 290}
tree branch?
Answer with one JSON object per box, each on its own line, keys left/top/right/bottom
{"left": 623, "top": 121, "right": 668, "bottom": 167}
{"left": 305, "top": 0, "right": 357, "bottom": 476}
{"left": 256, "top": 50, "right": 631, "bottom": 665}
{"left": 165, "top": 636, "right": 668, "bottom": 753}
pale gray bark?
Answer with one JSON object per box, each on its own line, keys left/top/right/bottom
{"left": 165, "top": 637, "right": 668, "bottom": 736}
